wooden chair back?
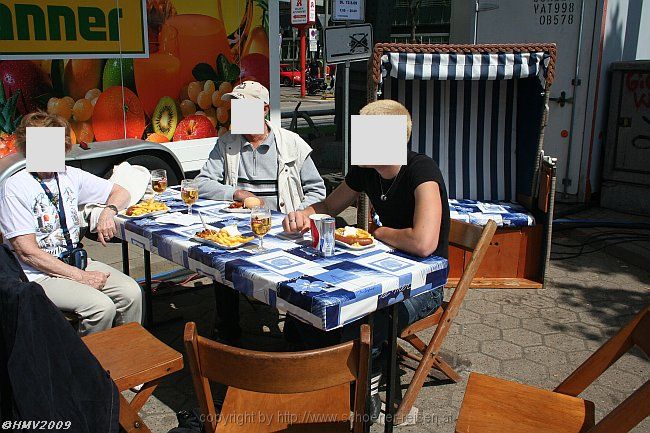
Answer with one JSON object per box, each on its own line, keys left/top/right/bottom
{"left": 554, "top": 305, "right": 650, "bottom": 433}
{"left": 395, "top": 219, "right": 497, "bottom": 421}
{"left": 184, "top": 322, "right": 371, "bottom": 433}
{"left": 436, "top": 220, "right": 498, "bottom": 348}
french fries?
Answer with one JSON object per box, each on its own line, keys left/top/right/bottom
{"left": 196, "top": 228, "right": 254, "bottom": 246}
{"left": 125, "top": 200, "right": 169, "bottom": 216}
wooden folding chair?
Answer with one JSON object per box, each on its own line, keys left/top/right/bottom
{"left": 83, "top": 323, "right": 184, "bottom": 433}
{"left": 184, "top": 322, "right": 371, "bottom": 433}
{"left": 395, "top": 219, "right": 498, "bottom": 421}
{"left": 456, "top": 304, "right": 650, "bottom": 433}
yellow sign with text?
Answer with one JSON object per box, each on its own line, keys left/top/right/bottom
{"left": 0, "top": 0, "right": 147, "bottom": 59}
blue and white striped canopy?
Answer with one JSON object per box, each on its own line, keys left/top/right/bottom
{"left": 381, "top": 52, "right": 550, "bottom": 86}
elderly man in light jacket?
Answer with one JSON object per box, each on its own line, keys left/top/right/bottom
{"left": 195, "top": 80, "right": 326, "bottom": 342}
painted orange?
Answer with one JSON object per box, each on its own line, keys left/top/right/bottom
{"left": 92, "top": 87, "right": 146, "bottom": 141}
{"left": 146, "top": 132, "right": 170, "bottom": 143}
{"left": 64, "top": 60, "right": 103, "bottom": 101}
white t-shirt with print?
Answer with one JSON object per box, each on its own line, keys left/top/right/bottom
{"left": 0, "top": 167, "right": 113, "bottom": 281}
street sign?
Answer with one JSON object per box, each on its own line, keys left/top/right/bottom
{"left": 332, "top": 0, "right": 365, "bottom": 22}
{"left": 309, "top": 39, "right": 318, "bottom": 52}
{"left": 291, "top": 0, "right": 315, "bottom": 25}
{"left": 309, "top": 28, "right": 319, "bottom": 40}
{"left": 324, "top": 24, "right": 373, "bottom": 64}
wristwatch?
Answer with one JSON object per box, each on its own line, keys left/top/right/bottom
{"left": 105, "top": 204, "right": 119, "bottom": 214}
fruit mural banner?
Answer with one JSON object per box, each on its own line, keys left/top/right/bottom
{"left": 0, "top": 0, "right": 271, "bottom": 159}
{"left": 0, "top": 0, "right": 148, "bottom": 59}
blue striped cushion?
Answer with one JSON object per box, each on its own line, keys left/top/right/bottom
{"left": 449, "top": 199, "right": 535, "bottom": 228}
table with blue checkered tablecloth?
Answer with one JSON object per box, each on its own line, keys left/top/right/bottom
{"left": 114, "top": 190, "right": 448, "bottom": 331}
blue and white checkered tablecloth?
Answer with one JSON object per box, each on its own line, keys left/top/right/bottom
{"left": 114, "top": 190, "right": 448, "bottom": 331}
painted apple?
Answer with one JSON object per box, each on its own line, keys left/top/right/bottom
{"left": 0, "top": 60, "right": 53, "bottom": 114}
{"left": 238, "top": 53, "right": 270, "bottom": 90}
{"left": 173, "top": 115, "right": 216, "bottom": 141}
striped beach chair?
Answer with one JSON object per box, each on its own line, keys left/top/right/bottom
{"left": 362, "top": 43, "right": 558, "bottom": 289}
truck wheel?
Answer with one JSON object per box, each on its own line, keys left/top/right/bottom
{"left": 103, "top": 155, "right": 181, "bottom": 186}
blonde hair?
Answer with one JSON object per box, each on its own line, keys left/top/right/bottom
{"left": 360, "top": 100, "right": 412, "bottom": 140}
{"left": 14, "top": 111, "right": 73, "bottom": 156}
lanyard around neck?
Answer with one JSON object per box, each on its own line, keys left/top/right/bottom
{"left": 31, "top": 173, "right": 74, "bottom": 251}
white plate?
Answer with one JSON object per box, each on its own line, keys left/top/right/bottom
{"left": 191, "top": 235, "right": 250, "bottom": 250}
{"left": 335, "top": 239, "right": 376, "bottom": 250}
{"left": 222, "top": 206, "right": 251, "bottom": 213}
{"left": 118, "top": 209, "right": 169, "bottom": 219}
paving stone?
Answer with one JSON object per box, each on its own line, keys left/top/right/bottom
{"left": 521, "top": 295, "right": 558, "bottom": 309}
{"left": 463, "top": 299, "right": 500, "bottom": 314}
{"left": 481, "top": 340, "right": 522, "bottom": 360}
{"left": 523, "top": 346, "right": 568, "bottom": 367}
{"left": 544, "top": 333, "right": 587, "bottom": 352}
{"left": 501, "top": 303, "right": 542, "bottom": 319}
{"left": 539, "top": 307, "right": 579, "bottom": 324}
{"left": 502, "top": 328, "right": 543, "bottom": 347}
{"left": 443, "top": 334, "right": 480, "bottom": 354}
{"left": 522, "top": 317, "right": 567, "bottom": 335}
{"left": 566, "top": 350, "right": 596, "bottom": 366}
{"left": 461, "top": 323, "right": 501, "bottom": 341}
{"left": 466, "top": 353, "right": 501, "bottom": 376}
{"left": 613, "top": 349, "right": 649, "bottom": 375}
{"left": 454, "top": 309, "right": 483, "bottom": 325}
{"left": 482, "top": 313, "right": 521, "bottom": 329}
{"left": 501, "top": 358, "right": 548, "bottom": 386}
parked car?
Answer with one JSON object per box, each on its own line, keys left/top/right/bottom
{"left": 280, "top": 64, "right": 302, "bottom": 86}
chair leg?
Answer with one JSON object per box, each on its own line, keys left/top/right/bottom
{"left": 129, "top": 379, "right": 161, "bottom": 412}
{"left": 401, "top": 334, "right": 427, "bottom": 354}
{"left": 432, "top": 356, "right": 461, "bottom": 383}
{"left": 399, "top": 344, "right": 461, "bottom": 383}
{"left": 119, "top": 393, "right": 152, "bottom": 433}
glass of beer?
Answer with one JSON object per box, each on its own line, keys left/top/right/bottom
{"left": 181, "top": 179, "right": 199, "bottom": 215}
{"left": 250, "top": 206, "right": 271, "bottom": 254}
{"left": 151, "top": 169, "right": 168, "bottom": 198}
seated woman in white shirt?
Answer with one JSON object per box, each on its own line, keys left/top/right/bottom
{"left": 0, "top": 112, "right": 142, "bottom": 335}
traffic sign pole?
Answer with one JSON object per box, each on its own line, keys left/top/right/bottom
{"left": 300, "top": 26, "right": 306, "bottom": 97}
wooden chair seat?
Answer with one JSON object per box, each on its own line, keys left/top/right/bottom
{"left": 83, "top": 322, "right": 183, "bottom": 391}
{"left": 83, "top": 323, "right": 184, "bottom": 433}
{"left": 456, "top": 373, "right": 595, "bottom": 433}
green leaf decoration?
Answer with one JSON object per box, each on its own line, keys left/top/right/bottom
{"left": 216, "top": 54, "right": 240, "bottom": 83}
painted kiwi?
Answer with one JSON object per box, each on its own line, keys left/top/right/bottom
{"left": 152, "top": 96, "right": 179, "bottom": 140}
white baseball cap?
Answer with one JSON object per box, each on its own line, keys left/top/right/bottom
{"left": 222, "top": 81, "right": 270, "bottom": 105}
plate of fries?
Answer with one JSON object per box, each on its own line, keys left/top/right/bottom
{"left": 119, "top": 200, "right": 169, "bottom": 219}
{"left": 222, "top": 201, "right": 251, "bottom": 213}
{"left": 192, "top": 227, "right": 254, "bottom": 249}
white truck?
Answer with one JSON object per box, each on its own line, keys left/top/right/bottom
{"left": 450, "top": 0, "right": 650, "bottom": 202}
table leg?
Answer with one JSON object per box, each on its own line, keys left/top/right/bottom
{"left": 143, "top": 250, "right": 153, "bottom": 327}
{"left": 384, "top": 303, "right": 399, "bottom": 433}
{"left": 363, "top": 314, "right": 374, "bottom": 433}
{"left": 121, "top": 241, "right": 130, "bottom": 276}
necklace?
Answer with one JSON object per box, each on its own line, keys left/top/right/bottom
{"left": 378, "top": 167, "right": 404, "bottom": 201}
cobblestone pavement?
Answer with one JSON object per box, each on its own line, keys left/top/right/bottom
{"left": 90, "top": 218, "right": 650, "bottom": 433}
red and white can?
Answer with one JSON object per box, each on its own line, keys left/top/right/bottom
{"left": 309, "top": 213, "right": 330, "bottom": 248}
